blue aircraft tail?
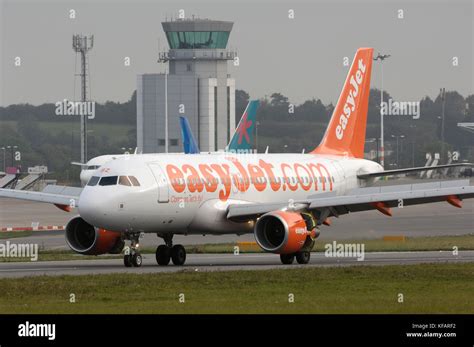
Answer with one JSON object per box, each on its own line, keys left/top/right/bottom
{"left": 179, "top": 116, "right": 200, "bottom": 154}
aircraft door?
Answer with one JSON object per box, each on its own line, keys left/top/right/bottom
{"left": 148, "top": 163, "right": 169, "bottom": 203}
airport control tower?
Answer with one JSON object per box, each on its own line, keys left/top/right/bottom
{"left": 137, "top": 18, "right": 236, "bottom": 153}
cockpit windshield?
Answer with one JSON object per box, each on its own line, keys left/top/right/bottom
{"left": 99, "top": 176, "right": 118, "bottom": 186}
{"left": 88, "top": 175, "right": 140, "bottom": 187}
{"left": 87, "top": 176, "right": 100, "bottom": 186}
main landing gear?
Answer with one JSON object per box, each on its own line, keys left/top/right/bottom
{"left": 279, "top": 234, "right": 315, "bottom": 265}
{"left": 124, "top": 232, "right": 143, "bottom": 267}
{"left": 279, "top": 251, "right": 311, "bottom": 265}
{"left": 156, "top": 234, "right": 186, "bottom": 266}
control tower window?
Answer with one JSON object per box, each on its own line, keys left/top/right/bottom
{"left": 166, "top": 31, "right": 230, "bottom": 49}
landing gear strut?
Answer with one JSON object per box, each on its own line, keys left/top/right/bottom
{"left": 124, "top": 232, "right": 143, "bottom": 267}
{"left": 156, "top": 234, "right": 186, "bottom": 266}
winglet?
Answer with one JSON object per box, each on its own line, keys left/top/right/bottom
{"left": 312, "top": 48, "right": 373, "bottom": 158}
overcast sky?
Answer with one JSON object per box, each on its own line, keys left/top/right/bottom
{"left": 1, "top": 0, "right": 472, "bottom": 106}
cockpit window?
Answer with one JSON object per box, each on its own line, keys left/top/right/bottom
{"left": 87, "top": 176, "right": 100, "bottom": 186}
{"left": 128, "top": 176, "right": 140, "bottom": 186}
{"left": 99, "top": 176, "right": 118, "bottom": 186}
{"left": 119, "top": 176, "right": 132, "bottom": 186}
{"left": 87, "top": 165, "right": 100, "bottom": 170}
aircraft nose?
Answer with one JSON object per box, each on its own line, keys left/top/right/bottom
{"left": 78, "top": 189, "right": 112, "bottom": 227}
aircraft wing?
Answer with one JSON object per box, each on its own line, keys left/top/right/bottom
{"left": 0, "top": 185, "right": 81, "bottom": 210}
{"left": 357, "top": 163, "right": 473, "bottom": 179}
{"left": 226, "top": 179, "right": 474, "bottom": 221}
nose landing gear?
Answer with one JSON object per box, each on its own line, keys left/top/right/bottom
{"left": 123, "top": 233, "right": 143, "bottom": 267}
{"left": 156, "top": 234, "right": 186, "bottom": 266}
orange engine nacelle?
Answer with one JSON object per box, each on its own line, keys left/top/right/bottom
{"left": 65, "top": 217, "right": 124, "bottom": 255}
{"left": 254, "top": 211, "right": 316, "bottom": 254}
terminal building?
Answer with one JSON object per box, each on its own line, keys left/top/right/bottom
{"left": 137, "top": 18, "right": 236, "bottom": 153}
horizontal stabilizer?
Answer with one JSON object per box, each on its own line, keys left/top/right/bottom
{"left": 71, "top": 161, "right": 87, "bottom": 167}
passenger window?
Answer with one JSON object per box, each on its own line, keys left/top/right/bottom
{"left": 119, "top": 176, "right": 132, "bottom": 186}
{"left": 128, "top": 176, "right": 141, "bottom": 186}
{"left": 87, "top": 176, "right": 100, "bottom": 186}
{"left": 99, "top": 176, "right": 118, "bottom": 186}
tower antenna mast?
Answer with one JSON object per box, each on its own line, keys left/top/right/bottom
{"left": 73, "top": 34, "right": 94, "bottom": 164}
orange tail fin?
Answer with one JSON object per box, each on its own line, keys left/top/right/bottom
{"left": 311, "top": 48, "right": 373, "bottom": 158}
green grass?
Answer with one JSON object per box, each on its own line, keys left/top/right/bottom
{"left": 315, "top": 234, "right": 474, "bottom": 252}
{"left": 0, "top": 231, "right": 33, "bottom": 239}
{"left": 0, "top": 234, "right": 472, "bottom": 262}
{"left": 157, "top": 234, "right": 474, "bottom": 254}
{"left": 0, "top": 263, "right": 472, "bottom": 313}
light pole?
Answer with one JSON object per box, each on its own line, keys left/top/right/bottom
{"left": 165, "top": 69, "right": 168, "bottom": 153}
{"left": 391, "top": 135, "right": 405, "bottom": 167}
{"left": 255, "top": 121, "right": 260, "bottom": 153}
{"left": 365, "top": 138, "right": 378, "bottom": 161}
{"left": 439, "top": 88, "right": 446, "bottom": 163}
{"left": 6, "top": 145, "right": 18, "bottom": 167}
{"left": 374, "top": 53, "right": 391, "bottom": 169}
{"left": 409, "top": 124, "right": 417, "bottom": 167}
{"left": 1, "top": 147, "right": 5, "bottom": 173}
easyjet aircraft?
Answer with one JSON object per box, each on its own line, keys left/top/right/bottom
{"left": 1, "top": 48, "right": 473, "bottom": 268}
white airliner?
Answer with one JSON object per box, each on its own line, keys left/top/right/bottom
{"left": 1, "top": 48, "right": 473, "bottom": 268}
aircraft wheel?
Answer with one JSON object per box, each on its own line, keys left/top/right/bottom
{"left": 156, "top": 245, "right": 171, "bottom": 266}
{"left": 171, "top": 245, "right": 186, "bottom": 266}
{"left": 124, "top": 254, "right": 133, "bottom": 267}
{"left": 296, "top": 251, "right": 311, "bottom": 264}
{"left": 132, "top": 253, "right": 143, "bottom": 267}
{"left": 280, "top": 254, "right": 295, "bottom": 265}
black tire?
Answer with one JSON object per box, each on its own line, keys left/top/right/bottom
{"left": 171, "top": 245, "right": 186, "bottom": 266}
{"left": 156, "top": 245, "right": 171, "bottom": 266}
{"left": 132, "top": 253, "right": 143, "bottom": 267}
{"left": 124, "top": 254, "right": 132, "bottom": 267}
{"left": 280, "top": 253, "right": 295, "bottom": 265}
{"left": 296, "top": 251, "right": 311, "bottom": 264}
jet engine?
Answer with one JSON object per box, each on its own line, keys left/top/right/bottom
{"left": 65, "top": 216, "right": 124, "bottom": 255}
{"left": 254, "top": 211, "right": 316, "bottom": 254}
